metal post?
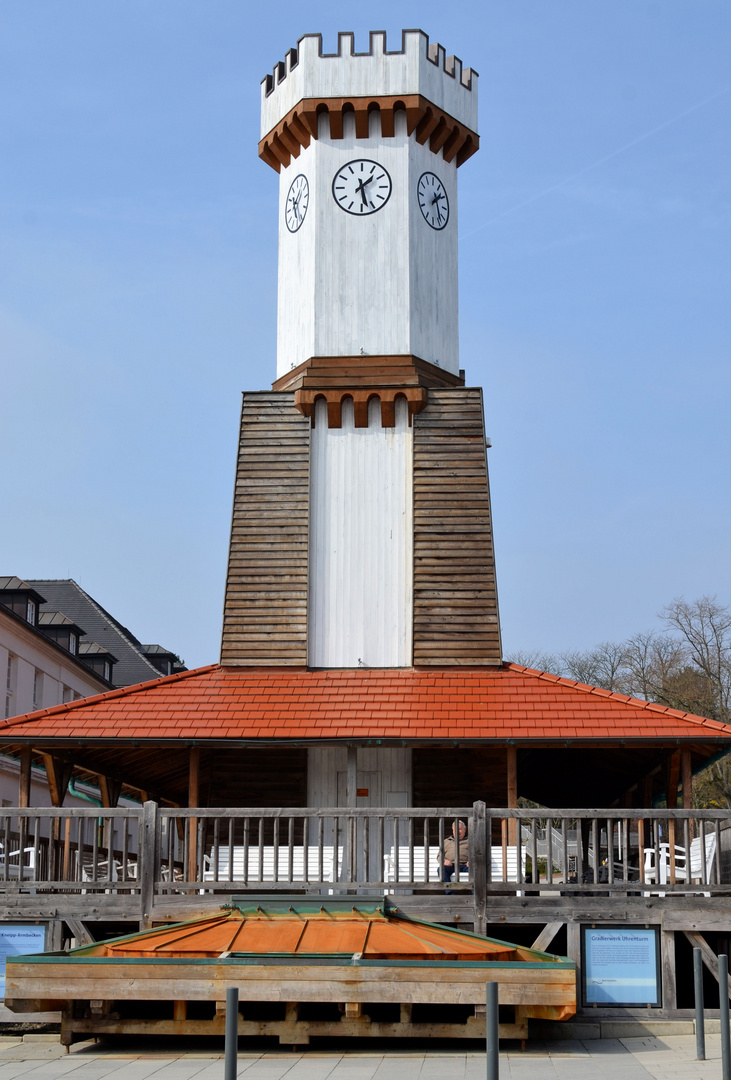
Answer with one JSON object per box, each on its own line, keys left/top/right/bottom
{"left": 720, "top": 953, "right": 730, "bottom": 1080}
{"left": 693, "top": 947, "right": 705, "bottom": 1061}
{"left": 224, "top": 986, "right": 238, "bottom": 1080}
{"left": 486, "top": 980, "right": 499, "bottom": 1080}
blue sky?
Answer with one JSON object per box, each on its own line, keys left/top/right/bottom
{"left": 1, "top": 1, "right": 729, "bottom": 669}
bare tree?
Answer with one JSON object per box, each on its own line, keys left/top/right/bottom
{"left": 661, "top": 596, "right": 731, "bottom": 722}
{"left": 505, "top": 650, "right": 560, "bottom": 673}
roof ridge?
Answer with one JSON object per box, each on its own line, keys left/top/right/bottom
{"left": 0, "top": 664, "right": 219, "bottom": 730}
{"left": 503, "top": 662, "right": 731, "bottom": 733}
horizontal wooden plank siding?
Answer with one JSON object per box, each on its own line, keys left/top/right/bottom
{"left": 412, "top": 388, "right": 502, "bottom": 665}
{"left": 221, "top": 393, "right": 310, "bottom": 666}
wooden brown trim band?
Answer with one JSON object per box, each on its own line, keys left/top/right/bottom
{"left": 273, "top": 355, "right": 463, "bottom": 393}
{"left": 259, "top": 94, "right": 479, "bottom": 173}
{"left": 294, "top": 388, "right": 427, "bottom": 429}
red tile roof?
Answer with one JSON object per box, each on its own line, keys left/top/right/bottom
{"left": 1, "top": 664, "right": 729, "bottom": 745}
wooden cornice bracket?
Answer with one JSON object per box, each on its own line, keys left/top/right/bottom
{"left": 294, "top": 387, "right": 427, "bottom": 428}
{"left": 259, "top": 94, "right": 478, "bottom": 172}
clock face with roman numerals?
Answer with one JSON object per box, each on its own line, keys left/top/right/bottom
{"left": 418, "top": 171, "right": 449, "bottom": 230}
{"left": 332, "top": 159, "right": 392, "bottom": 216}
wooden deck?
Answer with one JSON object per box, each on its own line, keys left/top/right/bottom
{"left": 1, "top": 802, "right": 728, "bottom": 1021}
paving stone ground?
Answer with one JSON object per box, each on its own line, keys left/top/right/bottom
{"left": 0, "top": 1035, "right": 724, "bottom": 1080}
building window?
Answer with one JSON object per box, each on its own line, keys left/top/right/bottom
{"left": 26, "top": 599, "right": 36, "bottom": 625}
{"left": 68, "top": 634, "right": 77, "bottom": 655}
{"left": 103, "top": 661, "right": 111, "bottom": 682}
{"left": 32, "top": 669, "right": 42, "bottom": 711}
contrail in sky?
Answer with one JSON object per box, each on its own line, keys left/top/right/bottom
{"left": 462, "top": 86, "right": 730, "bottom": 238}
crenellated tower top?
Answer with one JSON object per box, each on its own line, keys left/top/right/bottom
{"left": 260, "top": 30, "right": 478, "bottom": 172}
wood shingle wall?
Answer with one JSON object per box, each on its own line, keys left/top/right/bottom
{"left": 221, "top": 393, "right": 310, "bottom": 666}
{"left": 412, "top": 388, "right": 502, "bottom": 665}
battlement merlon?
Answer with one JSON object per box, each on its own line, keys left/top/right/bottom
{"left": 260, "top": 30, "right": 478, "bottom": 142}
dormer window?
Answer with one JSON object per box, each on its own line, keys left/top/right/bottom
{"left": 103, "top": 661, "right": 111, "bottom": 682}
{"left": 26, "top": 599, "right": 37, "bottom": 625}
{"left": 69, "top": 634, "right": 77, "bottom": 655}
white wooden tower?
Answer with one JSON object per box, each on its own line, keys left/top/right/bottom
{"left": 222, "top": 31, "right": 501, "bottom": 672}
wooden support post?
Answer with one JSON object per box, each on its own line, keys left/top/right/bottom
{"left": 18, "top": 747, "right": 32, "bottom": 808}
{"left": 681, "top": 748, "right": 694, "bottom": 838}
{"left": 187, "top": 748, "right": 199, "bottom": 885}
{"left": 140, "top": 800, "right": 157, "bottom": 928}
{"left": 345, "top": 746, "right": 357, "bottom": 883}
{"left": 43, "top": 755, "right": 72, "bottom": 880}
{"left": 173, "top": 1000, "right": 187, "bottom": 1021}
{"left": 567, "top": 921, "right": 581, "bottom": 1012}
{"left": 346, "top": 746, "right": 357, "bottom": 807}
{"left": 661, "top": 929, "right": 677, "bottom": 1013}
{"left": 684, "top": 930, "right": 731, "bottom": 999}
{"left": 43, "top": 755, "right": 73, "bottom": 807}
{"left": 666, "top": 753, "right": 680, "bottom": 882}
{"left": 507, "top": 748, "right": 518, "bottom": 847}
{"left": 98, "top": 776, "right": 122, "bottom": 808}
{"left": 531, "top": 922, "right": 564, "bottom": 953}
{"left": 472, "top": 800, "right": 487, "bottom": 936}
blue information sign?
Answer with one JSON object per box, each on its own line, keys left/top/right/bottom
{"left": 583, "top": 926, "right": 660, "bottom": 1007}
{"left": 0, "top": 924, "right": 46, "bottom": 998}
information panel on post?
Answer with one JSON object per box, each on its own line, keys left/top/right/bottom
{"left": 582, "top": 925, "right": 661, "bottom": 1008}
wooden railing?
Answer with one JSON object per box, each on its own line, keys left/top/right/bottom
{"left": 0, "top": 804, "right": 728, "bottom": 915}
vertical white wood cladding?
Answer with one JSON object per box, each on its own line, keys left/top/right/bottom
{"left": 307, "top": 747, "right": 413, "bottom": 809}
{"left": 309, "top": 396, "right": 412, "bottom": 668}
{"left": 276, "top": 111, "right": 459, "bottom": 378}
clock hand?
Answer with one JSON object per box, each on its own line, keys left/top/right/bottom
{"left": 355, "top": 175, "right": 375, "bottom": 206}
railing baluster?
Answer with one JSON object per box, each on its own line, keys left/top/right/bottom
{"left": 182, "top": 818, "right": 189, "bottom": 884}
{"left": 698, "top": 818, "right": 707, "bottom": 885}
{"left": 242, "top": 817, "right": 249, "bottom": 885}
{"left": 122, "top": 816, "right": 130, "bottom": 884}
{"left": 273, "top": 817, "right": 280, "bottom": 883}
{"left": 500, "top": 817, "right": 507, "bottom": 883}
{"left": 531, "top": 818, "right": 538, "bottom": 888}
{"left": 547, "top": 819, "right": 553, "bottom": 885}
{"left": 197, "top": 817, "right": 204, "bottom": 884}
{"left": 303, "top": 815, "right": 309, "bottom": 884}
{"left": 3, "top": 816, "right": 9, "bottom": 883}
{"left": 622, "top": 818, "right": 629, "bottom": 884}
{"left": 715, "top": 820, "right": 722, "bottom": 885}
{"left": 561, "top": 819, "right": 568, "bottom": 884}
{"left": 378, "top": 815, "right": 384, "bottom": 887}
{"left": 393, "top": 817, "right": 399, "bottom": 885}
{"left": 213, "top": 818, "right": 220, "bottom": 882}
{"left": 590, "top": 819, "right": 599, "bottom": 884}
{"left": 317, "top": 816, "right": 324, "bottom": 882}
{"left": 32, "top": 816, "right": 40, "bottom": 883}
{"left": 408, "top": 817, "right": 414, "bottom": 884}
{"left": 258, "top": 818, "right": 264, "bottom": 882}
{"left": 363, "top": 815, "right": 369, "bottom": 885}
{"left": 288, "top": 817, "right": 294, "bottom": 882}
{"left": 607, "top": 818, "right": 614, "bottom": 885}
{"left": 421, "top": 816, "right": 427, "bottom": 885}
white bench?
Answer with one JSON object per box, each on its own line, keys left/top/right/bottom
{"left": 202, "top": 845, "right": 341, "bottom": 884}
{"left": 643, "top": 832, "right": 717, "bottom": 894}
{"left": 0, "top": 846, "right": 36, "bottom": 881}
{"left": 384, "top": 845, "right": 526, "bottom": 883}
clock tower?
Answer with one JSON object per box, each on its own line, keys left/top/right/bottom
{"left": 221, "top": 31, "right": 501, "bottom": 671}
{"left": 260, "top": 31, "right": 478, "bottom": 379}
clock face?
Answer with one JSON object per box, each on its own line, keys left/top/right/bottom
{"left": 418, "top": 172, "right": 449, "bottom": 230}
{"left": 285, "top": 174, "right": 309, "bottom": 233}
{"left": 332, "top": 159, "right": 392, "bottom": 216}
